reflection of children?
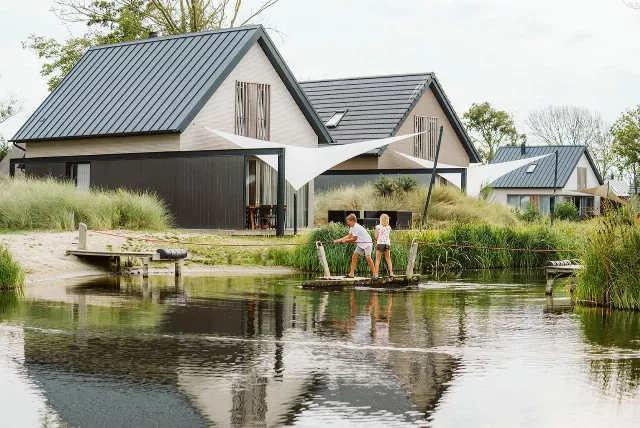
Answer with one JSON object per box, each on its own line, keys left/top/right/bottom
{"left": 374, "top": 214, "right": 394, "bottom": 278}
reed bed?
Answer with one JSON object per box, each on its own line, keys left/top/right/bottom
{"left": 290, "top": 222, "right": 585, "bottom": 275}
{"left": 0, "top": 176, "right": 172, "bottom": 231}
{"left": 574, "top": 205, "right": 640, "bottom": 310}
{"left": 0, "top": 244, "right": 23, "bottom": 291}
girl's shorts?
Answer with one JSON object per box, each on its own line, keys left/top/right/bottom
{"left": 376, "top": 244, "right": 390, "bottom": 252}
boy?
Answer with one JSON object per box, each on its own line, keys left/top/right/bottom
{"left": 334, "top": 213, "right": 376, "bottom": 278}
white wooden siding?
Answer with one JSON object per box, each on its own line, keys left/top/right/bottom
{"left": 25, "top": 134, "right": 180, "bottom": 158}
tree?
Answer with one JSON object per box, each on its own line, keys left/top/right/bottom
{"left": 525, "top": 105, "right": 602, "bottom": 146}
{"left": 462, "top": 102, "right": 520, "bottom": 163}
{"left": 590, "top": 123, "right": 624, "bottom": 180}
{"left": 24, "top": 0, "right": 282, "bottom": 91}
{"left": 0, "top": 74, "right": 23, "bottom": 162}
{"left": 611, "top": 106, "right": 640, "bottom": 191}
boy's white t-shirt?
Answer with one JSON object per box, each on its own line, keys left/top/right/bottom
{"left": 376, "top": 225, "right": 392, "bottom": 245}
{"left": 350, "top": 223, "right": 373, "bottom": 249}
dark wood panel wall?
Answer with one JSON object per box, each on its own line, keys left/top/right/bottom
{"left": 26, "top": 156, "right": 245, "bottom": 230}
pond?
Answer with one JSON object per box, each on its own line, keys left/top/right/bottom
{"left": 1, "top": 271, "right": 639, "bottom": 427}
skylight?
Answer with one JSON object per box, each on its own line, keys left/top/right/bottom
{"left": 526, "top": 164, "right": 537, "bottom": 173}
{"left": 325, "top": 111, "right": 346, "bottom": 128}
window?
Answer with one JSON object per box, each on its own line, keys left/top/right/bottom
{"left": 414, "top": 116, "right": 438, "bottom": 160}
{"left": 526, "top": 164, "right": 537, "bottom": 173}
{"left": 67, "top": 162, "right": 90, "bottom": 191}
{"left": 325, "top": 111, "right": 346, "bottom": 128}
{"left": 507, "top": 195, "right": 531, "bottom": 211}
{"left": 577, "top": 167, "right": 587, "bottom": 190}
{"left": 235, "top": 81, "right": 271, "bottom": 140}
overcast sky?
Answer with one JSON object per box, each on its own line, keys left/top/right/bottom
{"left": 1, "top": 0, "right": 638, "bottom": 140}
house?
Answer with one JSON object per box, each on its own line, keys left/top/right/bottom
{"left": 299, "top": 73, "right": 481, "bottom": 191}
{"left": 489, "top": 145, "right": 604, "bottom": 217}
{"left": 9, "top": 25, "right": 332, "bottom": 232}
{"left": 604, "top": 177, "right": 631, "bottom": 200}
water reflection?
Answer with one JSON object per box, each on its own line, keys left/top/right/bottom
{"left": 1, "top": 272, "right": 640, "bottom": 427}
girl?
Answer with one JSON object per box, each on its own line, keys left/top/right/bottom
{"left": 374, "top": 214, "right": 394, "bottom": 278}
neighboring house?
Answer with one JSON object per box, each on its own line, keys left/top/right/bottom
{"left": 9, "top": 25, "right": 332, "bottom": 230}
{"left": 489, "top": 145, "right": 604, "bottom": 217}
{"left": 604, "top": 177, "right": 630, "bottom": 200}
{"left": 299, "top": 73, "right": 481, "bottom": 191}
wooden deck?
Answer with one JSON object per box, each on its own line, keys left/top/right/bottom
{"left": 302, "top": 275, "right": 420, "bottom": 289}
{"left": 66, "top": 249, "right": 185, "bottom": 277}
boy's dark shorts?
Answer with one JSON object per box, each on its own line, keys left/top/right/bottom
{"left": 376, "top": 244, "right": 390, "bottom": 252}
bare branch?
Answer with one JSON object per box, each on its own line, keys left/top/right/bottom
{"left": 622, "top": 0, "right": 640, "bottom": 8}
{"left": 239, "top": 0, "right": 281, "bottom": 26}
{"left": 525, "top": 105, "right": 602, "bottom": 146}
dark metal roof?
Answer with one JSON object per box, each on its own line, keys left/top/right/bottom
{"left": 490, "top": 145, "right": 604, "bottom": 188}
{"left": 11, "top": 25, "right": 333, "bottom": 145}
{"left": 299, "top": 73, "right": 480, "bottom": 162}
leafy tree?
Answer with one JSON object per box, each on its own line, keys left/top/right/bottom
{"left": 525, "top": 105, "right": 601, "bottom": 146}
{"left": 611, "top": 105, "right": 640, "bottom": 193}
{"left": 24, "top": 0, "right": 282, "bottom": 91}
{"left": 462, "top": 102, "right": 520, "bottom": 163}
{"left": 590, "top": 123, "right": 623, "bottom": 180}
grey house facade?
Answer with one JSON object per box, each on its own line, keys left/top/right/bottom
{"left": 299, "top": 74, "right": 480, "bottom": 191}
{"left": 10, "top": 25, "right": 332, "bottom": 231}
{"left": 489, "top": 145, "right": 604, "bottom": 217}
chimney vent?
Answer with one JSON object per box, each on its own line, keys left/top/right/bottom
{"left": 148, "top": 31, "right": 158, "bottom": 38}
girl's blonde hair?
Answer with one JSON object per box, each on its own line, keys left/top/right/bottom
{"left": 380, "top": 213, "right": 390, "bottom": 226}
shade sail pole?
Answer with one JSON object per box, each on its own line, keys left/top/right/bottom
{"left": 293, "top": 191, "right": 298, "bottom": 236}
{"left": 550, "top": 150, "right": 558, "bottom": 227}
{"left": 421, "top": 126, "right": 444, "bottom": 224}
{"left": 277, "top": 148, "right": 286, "bottom": 237}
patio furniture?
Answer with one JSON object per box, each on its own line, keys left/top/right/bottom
{"left": 246, "top": 205, "right": 287, "bottom": 229}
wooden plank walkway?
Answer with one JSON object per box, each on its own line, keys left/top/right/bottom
{"left": 302, "top": 275, "right": 420, "bottom": 289}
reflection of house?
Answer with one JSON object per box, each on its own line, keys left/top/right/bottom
{"left": 10, "top": 25, "right": 330, "bottom": 230}
{"left": 489, "top": 145, "right": 604, "bottom": 217}
{"left": 299, "top": 74, "right": 480, "bottom": 191}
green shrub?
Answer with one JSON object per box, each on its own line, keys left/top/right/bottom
{"left": 0, "top": 138, "right": 9, "bottom": 163}
{"left": 0, "top": 176, "right": 172, "bottom": 231}
{"left": 575, "top": 205, "right": 640, "bottom": 310}
{"left": 395, "top": 176, "right": 419, "bottom": 193}
{"left": 373, "top": 175, "right": 396, "bottom": 197}
{"left": 519, "top": 202, "right": 542, "bottom": 223}
{"left": 0, "top": 245, "right": 23, "bottom": 291}
{"left": 554, "top": 201, "right": 580, "bottom": 222}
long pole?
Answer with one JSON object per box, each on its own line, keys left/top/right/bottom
{"left": 550, "top": 150, "right": 558, "bottom": 227}
{"left": 276, "top": 148, "right": 286, "bottom": 237}
{"left": 421, "top": 126, "right": 444, "bottom": 224}
{"left": 293, "top": 191, "right": 298, "bottom": 236}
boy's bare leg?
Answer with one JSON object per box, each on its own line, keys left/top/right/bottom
{"left": 365, "top": 255, "right": 376, "bottom": 276}
{"left": 349, "top": 253, "right": 359, "bottom": 277}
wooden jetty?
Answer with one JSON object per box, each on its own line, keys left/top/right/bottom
{"left": 66, "top": 223, "right": 187, "bottom": 277}
{"left": 543, "top": 260, "right": 583, "bottom": 295}
{"left": 302, "top": 239, "right": 421, "bottom": 289}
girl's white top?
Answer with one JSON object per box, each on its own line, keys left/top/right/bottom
{"left": 376, "top": 225, "right": 392, "bottom": 245}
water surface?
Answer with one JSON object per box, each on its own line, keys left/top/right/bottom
{"left": 1, "top": 271, "right": 639, "bottom": 427}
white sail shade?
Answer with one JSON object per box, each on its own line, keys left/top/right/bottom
{"left": 394, "top": 152, "right": 553, "bottom": 196}
{"left": 203, "top": 127, "right": 427, "bottom": 190}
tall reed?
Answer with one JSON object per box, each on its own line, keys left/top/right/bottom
{"left": 0, "top": 176, "right": 172, "bottom": 231}
{"left": 0, "top": 245, "right": 23, "bottom": 291}
{"left": 574, "top": 205, "right": 640, "bottom": 310}
{"left": 290, "top": 223, "right": 584, "bottom": 275}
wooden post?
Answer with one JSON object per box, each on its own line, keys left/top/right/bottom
{"left": 545, "top": 274, "right": 554, "bottom": 295}
{"left": 316, "top": 242, "right": 331, "bottom": 278}
{"left": 68, "top": 211, "right": 75, "bottom": 231}
{"left": 78, "top": 223, "right": 87, "bottom": 250}
{"left": 142, "top": 257, "right": 151, "bottom": 278}
{"left": 406, "top": 238, "right": 419, "bottom": 277}
{"left": 175, "top": 259, "right": 184, "bottom": 277}
{"left": 115, "top": 257, "right": 121, "bottom": 273}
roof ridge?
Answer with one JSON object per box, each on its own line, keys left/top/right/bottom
{"left": 502, "top": 144, "right": 586, "bottom": 149}
{"left": 89, "top": 25, "right": 261, "bottom": 51}
{"left": 300, "top": 72, "right": 433, "bottom": 84}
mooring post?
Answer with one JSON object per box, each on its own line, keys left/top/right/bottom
{"left": 115, "top": 257, "right": 121, "bottom": 273}
{"left": 175, "top": 259, "right": 184, "bottom": 277}
{"left": 78, "top": 223, "right": 87, "bottom": 250}
{"left": 406, "top": 238, "right": 419, "bottom": 277}
{"left": 68, "top": 211, "right": 75, "bottom": 231}
{"left": 316, "top": 242, "right": 331, "bottom": 278}
{"left": 142, "top": 257, "right": 151, "bottom": 278}
{"left": 545, "top": 273, "right": 554, "bottom": 295}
